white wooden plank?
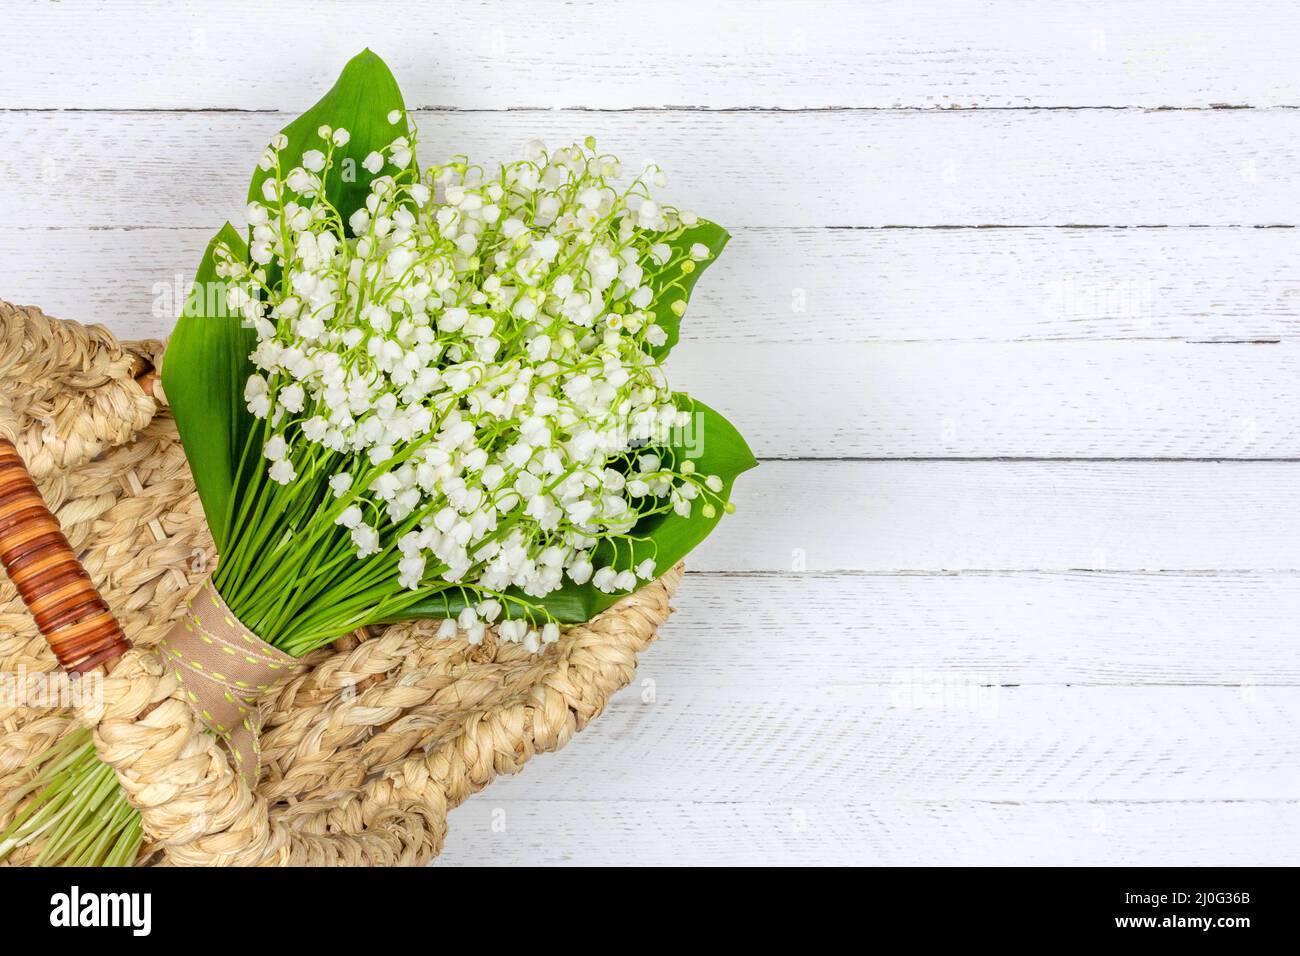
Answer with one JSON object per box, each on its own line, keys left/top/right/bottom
{"left": 10, "top": 250, "right": 1296, "bottom": 455}
{"left": 692, "top": 461, "right": 1300, "bottom": 572}
{"left": 8, "top": 110, "right": 1300, "bottom": 228}
{"left": 6, "top": 1, "right": 1300, "bottom": 110}
{"left": 476, "top": 686, "right": 1300, "bottom": 802}
{"left": 433, "top": 799, "right": 1300, "bottom": 866}
{"left": 8, "top": 226, "right": 1300, "bottom": 344}
{"left": 670, "top": 341, "right": 1300, "bottom": 458}
{"left": 665, "top": 571, "right": 1300, "bottom": 687}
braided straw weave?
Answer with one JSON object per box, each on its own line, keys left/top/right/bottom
{"left": 0, "top": 300, "right": 680, "bottom": 866}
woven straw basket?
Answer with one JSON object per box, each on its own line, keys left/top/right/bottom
{"left": 0, "top": 300, "right": 680, "bottom": 866}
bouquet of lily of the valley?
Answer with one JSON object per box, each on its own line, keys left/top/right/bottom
{"left": 0, "top": 50, "right": 753, "bottom": 865}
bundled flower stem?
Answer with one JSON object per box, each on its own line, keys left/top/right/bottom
{"left": 1, "top": 111, "right": 743, "bottom": 864}
{"left": 0, "top": 729, "right": 140, "bottom": 866}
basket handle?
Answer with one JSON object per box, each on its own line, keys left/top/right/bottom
{"left": 0, "top": 437, "right": 130, "bottom": 673}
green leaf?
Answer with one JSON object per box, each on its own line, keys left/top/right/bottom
{"left": 166, "top": 51, "right": 413, "bottom": 552}
{"left": 162, "top": 223, "right": 253, "bottom": 552}
{"left": 248, "top": 49, "right": 414, "bottom": 226}
{"left": 643, "top": 219, "right": 729, "bottom": 360}
{"left": 396, "top": 396, "right": 757, "bottom": 625}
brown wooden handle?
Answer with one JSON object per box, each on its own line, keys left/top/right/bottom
{"left": 0, "top": 437, "right": 129, "bottom": 673}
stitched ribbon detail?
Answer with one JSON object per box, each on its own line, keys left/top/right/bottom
{"left": 155, "top": 578, "right": 294, "bottom": 786}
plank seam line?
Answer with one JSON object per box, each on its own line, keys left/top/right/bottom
{"left": 753, "top": 457, "right": 1300, "bottom": 463}
{"left": 440, "top": 797, "right": 1300, "bottom": 807}
{"left": 685, "top": 569, "right": 1300, "bottom": 578}
{"left": 4, "top": 104, "right": 1300, "bottom": 115}
{"left": 15, "top": 224, "right": 1299, "bottom": 233}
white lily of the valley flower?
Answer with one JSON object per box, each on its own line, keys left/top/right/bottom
{"left": 216, "top": 128, "right": 734, "bottom": 653}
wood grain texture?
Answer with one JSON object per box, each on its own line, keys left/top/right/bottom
{"left": 692, "top": 461, "right": 1300, "bottom": 572}
{"left": 433, "top": 800, "right": 1300, "bottom": 866}
{"left": 7, "top": 226, "right": 1299, "bottom": 344}
{"left": 8, "top": 109, "right": 1300, "bottom": 229}
{"left": 671, "top": 341, "right": 1300, "bottom": 458}
{"left": 5, "top": 1, "right": 1299, "bottom": 110}
{"left": 16, "top": 238, "right": 1300, "bottom": 458}
{"left": 667, "top": 571, "right": 1300, "bottom": 686}
{"left": 473, "top": 685, "right": 1300, "bottom": 802}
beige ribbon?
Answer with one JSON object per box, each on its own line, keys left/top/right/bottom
{"left": 155, "top": 578, "right": 295, "bottom": 786}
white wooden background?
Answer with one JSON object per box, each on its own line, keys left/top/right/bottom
{"left": 3, "top": 0, "right": 1299, "bottom": 865}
